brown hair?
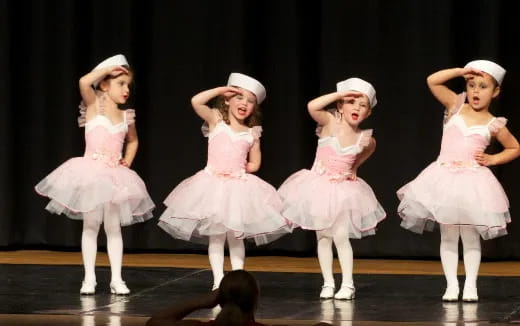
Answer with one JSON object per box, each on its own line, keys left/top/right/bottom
{"left": 214, "top": 270, "right": 259, "bottom": 326}
{"left": 214, "top": 95, "right": 262, "bottom": 127}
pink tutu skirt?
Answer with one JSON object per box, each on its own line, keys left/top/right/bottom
{"left": 158, "top": 170, "right": 290, "bottom": 245}
{"left": 35, "top": 157, "right": 155, "bottom": 226}
{"left": 397, "top": 162, "right": 510, "bottom": 239}
{"left": 278, "top": 169, "right": 386, "bottom": 239}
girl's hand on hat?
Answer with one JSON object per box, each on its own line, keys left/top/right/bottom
{"left": 338, "top": 91, "right": 363, "bottom": 100}
{"left": 222, "top": 86, "right": 242, "bottom": 98}
{"left": 461, "top": 67, "right": 482, "bottom": 80}
{"left": 108, "top": 65, "right": 129, "bottom": 77}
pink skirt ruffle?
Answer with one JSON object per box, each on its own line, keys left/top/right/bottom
{"left": 397, "top": 162, "right": 510, "bottom": 239}
{"left": 278, "top": 169, "right": 386, "bottom": 239}
{"left": 35, "top": 157, "right": 155, "bottom": 226}
{"left": 158, "top": 170, "right": 290, "bottom": 245}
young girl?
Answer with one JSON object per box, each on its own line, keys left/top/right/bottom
{"left": 35, "top": 54, "right": 155, "bottom": 295}
{"left": 397, "top": 60, "right": 520, "bottom": 301}
{"left": 158, "top": 73, "right": 290, "bottom": 290}
{"left": 278, "top": 78, "right": 386, "bottom": 300}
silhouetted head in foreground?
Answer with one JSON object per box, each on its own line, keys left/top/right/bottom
{"left": 214, "top": 270, "right": 259, "bottom": 326}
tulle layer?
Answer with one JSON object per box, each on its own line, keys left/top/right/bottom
{"left": 397, "top": 162, "right": 510, "bottom": 239}
{"left": 278, "top": 169, "right": 386, "bottom": 239}
{"left": 35, "top": 157, "right": 155, "bottom": 226}
{"left": 158, "top": 170, "right": 291, "bottom": 245}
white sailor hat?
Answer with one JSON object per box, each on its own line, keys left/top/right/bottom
{"left": 336, "top": 77, "right": 377, "bottom": 108}
{"left": 464, "top": 59, "right": 506, "bottom": 85}
{"left": 92, "top": 54, "right": 129, "bottom": 88}
{"left": 227, "top": 73, "right": 266, "bottom": 104}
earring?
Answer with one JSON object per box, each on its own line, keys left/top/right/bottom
{"left": 337, "top": 110, "right": 343, "bottom": 121}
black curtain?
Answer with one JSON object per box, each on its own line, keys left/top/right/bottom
{"left": 2, "top": 0, "right": 520, "bottom": 259}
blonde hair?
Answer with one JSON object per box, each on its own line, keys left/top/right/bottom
{"left": 214, "top": 95, "right": 262, "bottom": 127}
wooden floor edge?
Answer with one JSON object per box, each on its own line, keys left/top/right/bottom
{"left": 1, "top": 250, "right": 520, "bottom": 276}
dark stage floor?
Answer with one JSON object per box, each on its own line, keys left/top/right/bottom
{"left": 1, "top": 264, "right": 520, "bottom": 325}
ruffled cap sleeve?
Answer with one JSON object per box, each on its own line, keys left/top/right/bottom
{"left": 444, "top": 92, "right": 466, "bottom": 124}
{"left": 125, "top": 109, "right": 136, "bottom": 125}
{"left": 201, "top": 123, "right": 210, "bottom": 137}
{"left": 315, "top": 125, "right": 323, "bottom": 137}
{"left": 315, "top": 108, "right": 340, "bottom": 137}
{"left": 359, "top": 129, "right": 373, "bottom": 149}
{"left": 78, "top": 102, "right": 87, "bottom": 127}
{"left": 201, "top": 109, "right": 224, "bottom": 137}
{"left": 251, "top": 126, "right": 263, "bottom": 140}
{"left": 489, "top": 117, "right": 507, "bottom": 134}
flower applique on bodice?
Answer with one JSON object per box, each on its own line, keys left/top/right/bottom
{"left": 311, "top": 124, "right": 373, "bottom": 182}
{"left": 438, "top": 92, "right": 507, "bottom": 170}
{"left": 202, "top": 116, "right": 262, "bottom": 178}
{"left": 78, "top": 103, "right": 136, "bottom": 167}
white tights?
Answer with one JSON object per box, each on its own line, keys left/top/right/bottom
{"left": 81, "top": 204, "right": 124, "bottom": 283}
{"left": 440, "top": 225, "right": 481, "bottom": 289}
{"left": 208, "top": 231, "right": 245, "bottom": 287}
{"left": 317, "top": 223, "right": 353, "bottom": 289}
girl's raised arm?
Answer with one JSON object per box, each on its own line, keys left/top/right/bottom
{"left": 426, "top": 67, "right": 480, "bottom": 110}
{"left": 191, "top": 87, "right": 242, "bottom": 126}
{"left": 79, "top": 66, "right": 128, "bottom": 107}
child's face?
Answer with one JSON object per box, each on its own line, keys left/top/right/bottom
{"left": 226, "top": 88, "right": 257, "bottom": 122}
{"left": 337, "top": 92, "right": 371, "bottom": 126}
{"left": 465, "top": 73, "right": 500, "bottom": 111}
{"left": 103, "top": 74, "right": 132, "bottom": 105}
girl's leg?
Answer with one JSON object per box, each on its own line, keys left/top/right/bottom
{"left": 81, "top": 209, "right": 103, "bottom": 294}
{"left": 226, "top": 231, "right": 245, "bottom": 270}
{"left": 317, "top": 231, "right": 335, "bottom": 298}
{"left": 440, "top": 224, "right": 461, "bottom": 301}
{"left": 333, "top": 224, "right": 354, "bottom": 300}
{"left": 208, "top": 233, "right": 226, "bottom": 289}
{"left": 460, "top": 226, "right": 481, "bottom": 301}
{"left": 103, "top": 204, "right": 128, "bottom": 294}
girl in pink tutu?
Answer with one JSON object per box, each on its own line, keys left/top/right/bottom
{"left": 35, "top": 54, "right": 155, "bottom": 295}
{"left": 397, "top": 60, "right": 520, "bottom": 302}
{"left": 278, "top": 78, "right": 386, "bottom": 300}
{"left": 158, "top": 73, "right": 289, "bottom": 290}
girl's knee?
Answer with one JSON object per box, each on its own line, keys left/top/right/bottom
{"left": 460, "top": 228, "right": 481, "bottom": 249}
{"left": 440, "top": 225, "right": 460, "bottom": 242}
{"left": 333, "top": 235, "right": 350, "bottom": 248}
{"left": 103, "top": 220, "right": 122, "bottom": 235}
{"left": 83, "top": 219, "right": 102, "bottom": 233}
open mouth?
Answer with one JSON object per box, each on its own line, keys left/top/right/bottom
{"left": 472, "top": 96, "right": 480, "bottom": 105}
{"left": 351, "top": 113, "right": 359, "bottom": 121}
{"left": 238, "top": 107, "right": 247, "bottom": 115}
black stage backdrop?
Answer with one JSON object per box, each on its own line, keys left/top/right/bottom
{"left": 1, "top": 0, "right": 520, "bottom": 259}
